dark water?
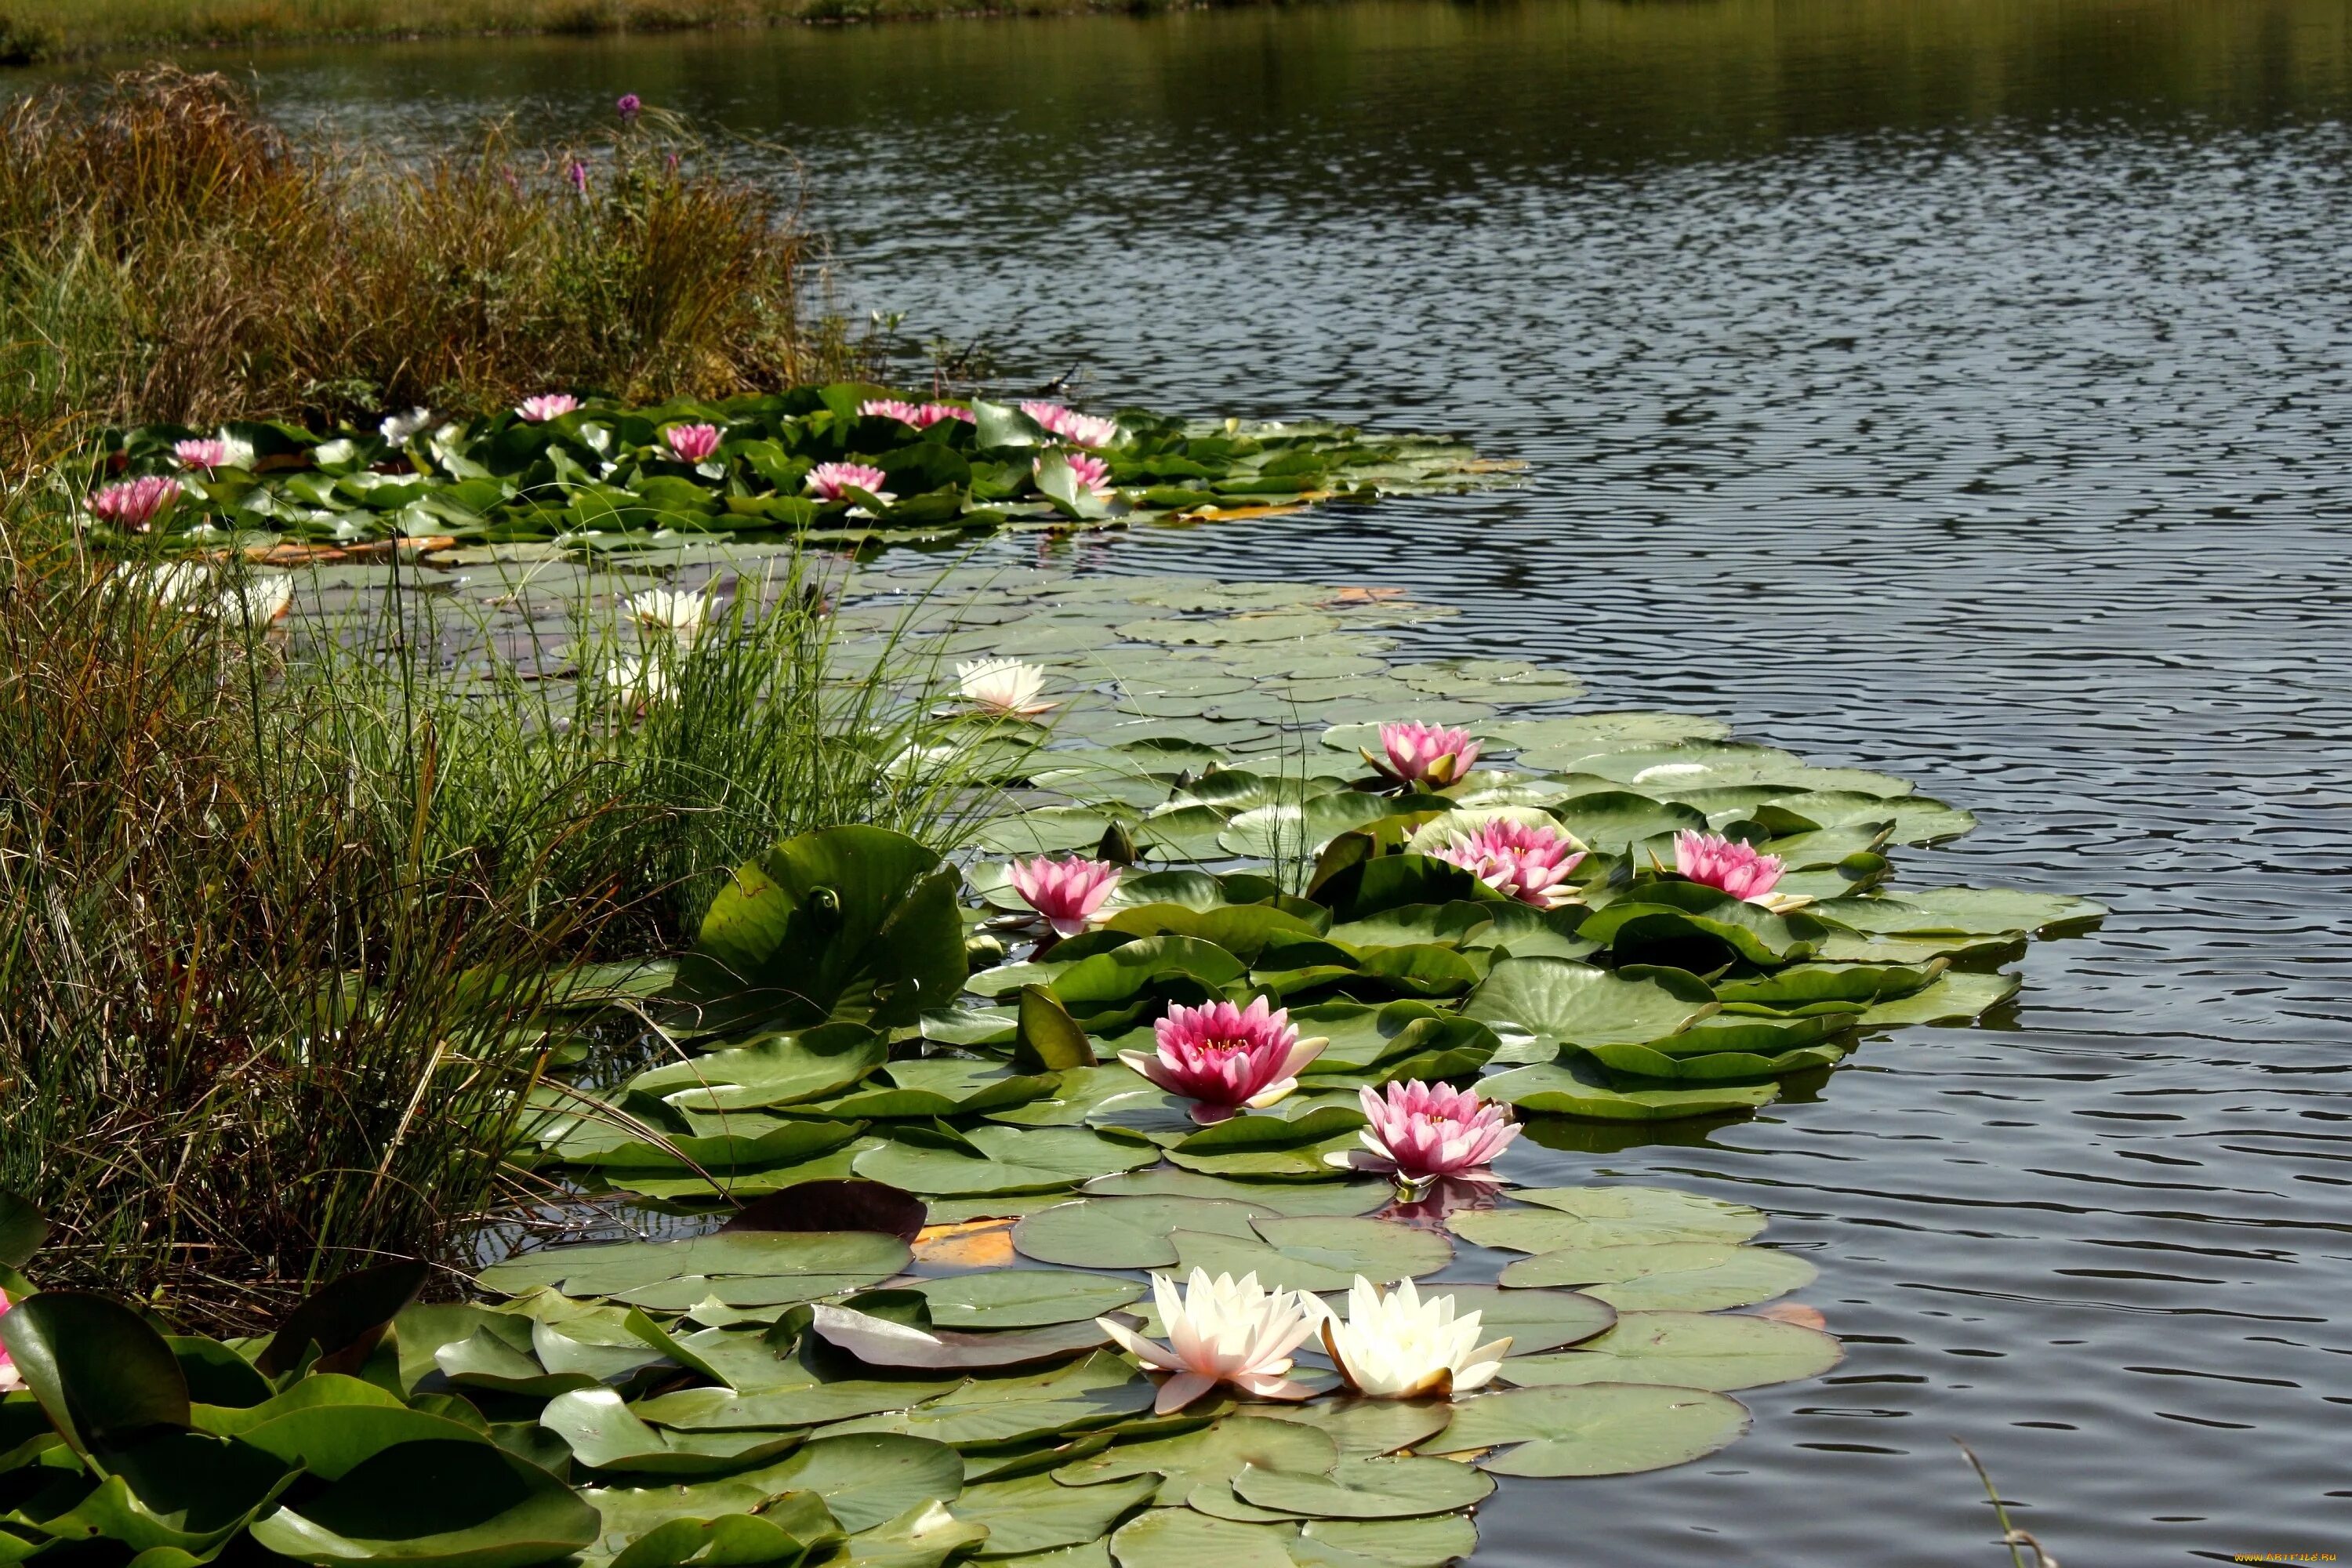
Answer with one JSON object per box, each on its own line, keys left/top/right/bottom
{"left": 129, "top": 3, "right": 2352, "bottom": 1562}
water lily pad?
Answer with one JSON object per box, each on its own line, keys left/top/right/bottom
{"left": 1231, "top": 1456, "right": 1491, "bottom": 1520}
{"left": 829, "top": 1353, "right": 1153, "bottom": 1448}
{"left": 1168, "top": 1216, "right": 1450, "bottom": 1294}
{"left": 855, "top": 1128, "right": 1156, "bottom": 1196}
{"left": 1816, "top": 887, "right": 2107, "bottom": 938}
{"left": 1481, "top": 1061, "right": 1780, "bottom": 1122}
{"left": 633, "top": 1377, "right": 962, "bottom": 1432}
{"left": 1853, "top": 971, "right": 2020, "bottom": 1026}
{"left": 1058, "top": 1414, "right": 1339, "bottom": 1506}
{"left": 1497, "top": 1187, "right": 1766, "bottom": 1245}
{"left": 909, "top": 1272, "right": 1145, "bottom": 1330}
{"left": 250, "top": 1439, "right": 598, "bottom": 1568}
{"left": 478, "top": 1231, "right": 910, "bottom": 1302}
{"left": 1250, "top": 1400, "right": 1453, "bottom": 1460}
{"left": 1428, "top": 1384, "right": 1749, "bottom": 1476}
{"left": 953, "top": 1471, "right": 1159, "bottom": 1559}
{"left": 1461, "top": 956, "right": 1716, "bottom": 1047}
{"left": 1497, "top": 1241, "right": 1817, "bottom": 1310}
{"left": 1012, "top": 1197, "right": 1270, "bottom": 1270}
{"left": 1499, "top": 1310, "right": 1842, "bottom": 1392}
{"left": 542, "top": 1388, "right": 804, "bottom": 1474}
{"left": 1106, "top": 1509, "right": 1293, "bottom": 1568}
{"left": 627, "top": 1025, "right": 889, "bottom": 1111}
{"left": 1080, "top": 1170, "right": 1388, "bottom": 1217}
{"left": 1298, "top": 1513, "right": 1479, "bottom": 1568}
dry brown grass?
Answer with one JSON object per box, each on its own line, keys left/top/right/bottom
{"left": 0, "top": 65, "right": 829, "bottom": 430}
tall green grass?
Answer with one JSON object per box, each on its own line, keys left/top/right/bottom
{"left": 0, "top": 476, "right": 991, "bottom": 1328}
{"left": 0, "top": 66, "right": 841, "bottom": 436}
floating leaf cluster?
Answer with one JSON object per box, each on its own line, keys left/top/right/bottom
{"left": 89, "top": 387, "right": 1511, "bottom": 553}
{"left": 0, "top": 555, "right": 2103, "bottom": 1563}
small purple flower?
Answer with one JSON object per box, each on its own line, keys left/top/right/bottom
{"left": 568, "top": 158, "right": 589, "bottom": 195}
{"left": 615, "top": 93, "right": 642, "bottom": 120}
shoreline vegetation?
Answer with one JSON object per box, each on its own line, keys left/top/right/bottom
{"left": 0, "top": 0, "right": 1314, "bottom": 65}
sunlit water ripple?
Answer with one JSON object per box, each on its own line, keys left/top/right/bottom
{"left": 50, "top": 4, "right": 2352, "bottom": 1559}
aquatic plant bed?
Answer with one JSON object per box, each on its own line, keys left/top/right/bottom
{"left": 0, "top": 563, "right": 2103, "bottom": 1566}
{"left": 85, "top": 387, "right": 1510, "bottom": 553}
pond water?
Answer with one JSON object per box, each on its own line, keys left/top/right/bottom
{"left": 89, "top": 2, "right": 2352, "bottom": 1562}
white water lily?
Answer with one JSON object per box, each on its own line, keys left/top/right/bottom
{"left": 379, "top": 407, "right": 434, "bottom": 445}
{"left": 623, "top": 587, "right": 713, "bottom": 642}
{"left": 1096, "top": 1269, "right": 1319, "bottom": 1414}
{"left": 1318, "top": 1276, "right": 1512, "bottom": 1399}
{"left": 219, "top": 573, "right": 295, "bottom": 626}
{"left": 604, "top": 652, "right": 676, "bottom": 707}
{"left": 956, "top": 656, "right": 1054, "bottom": 717}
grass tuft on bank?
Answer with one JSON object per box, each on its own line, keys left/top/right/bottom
{"left": 0, "top": 66, "right": 839, "bottom": 437}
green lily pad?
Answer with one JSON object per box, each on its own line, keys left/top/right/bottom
{"left": 909, "top": 1272, "right": 1145, "bottom": 1330}
{"left": 1012, "top": 1197, "right": 1270, "bottom": 1270}
{"left": 953, "top": 1471, "right": 1158, "bottom": 1559}
{"left": 1492, "top": 1187, "right": 1766, "bottom": 1246}
{"left": 1461, "top": 956, "right": 1716, "bottom": 1047}
{"left": 1815, "top": 886, "right": 2107, "bottom": 938}
{"left": 1167, "top": 1217, "right": 1451, "bottom": 1294}
{"left": 249, "top": 1439, "right": 599, "bottom": 1568}
{"left": 477, "top": 1231, "right": 910, "bottom": 1302}
{"left": 543, "top": 1388, "right": 806, "bottom": 1474}
{"left": 1497, "top": 1241, "right": 1817, "bottom": 1310}
{"left": 1500, "top": 1310, "right": 1842, "bottom": 1392}
{"left": 1080, "top": 1170, "right": 1388, "bottom": 1217}
{"left": 855, "top": 1128, "right": 1157, "bottom": 1196}
{"left": 1428, "top": 1384, "right": 1749, "bottom": 1476}
{"left": 626, "top": 1025, "right": 890, "bottom": 1112}
{"left": 827, "top": 1353, "right": 1153, "bottom": 1448}
{"left": 1250, "top": 1400, "right": 1453, "bottom": 1461}
{"left": 1298, "top": 1513, "right": 1479, "bottom": 1568}
{"left": 1853, "top": 971, "right": 2020, "bottom": 1026}
{"left": 1481, "top": 1060, "right": 1780, "bottom": 1122}
{"left": 1231, "top": 1456, "right": 1491, "bottom": 1520}
{"left": 1058, "top": 1415, "right": 1338, "bottom": 1506}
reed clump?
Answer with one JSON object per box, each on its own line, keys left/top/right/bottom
{"left": 0, "top": 478, "right": 982, "bottom": 1330}
{"left": 0, "top": 65, "right": 828, "bottom": 434}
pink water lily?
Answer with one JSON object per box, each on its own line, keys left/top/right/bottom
{"left": 1348, "top": 1080, "right": 1519, "bottom": 1184}
{"left": 1009, "top": 855, "right": 1121, "bottom": 937}
{"left": 517, "top": 394, "right": 579, "bottom": 423}
{"left": 805, "top": 462, "right": 895, "bottom": 505}
{"left": 662, "top": 423, "right": 722, "bottom": 463}
{"left": 1675, "top": 829, "right": 1786, "bottom": 903}
{"left": 89, "top": 476, "right": 183, "bottom": 531}
{"left": 1044, "top": 452, "right": 1116, "bottom": 501}
{"left": 172, "top": 436, "right": 252, "bottom": 472}
{"left": 1120, "top": 996, "right": 1327, "bottom": 1123}
{"left": 1021, "top": 401, "right": 1120, "bottom": 448}
{"left": 1366, "top": 721, "right": 1481, "bottom": 787}
{"left": 1431, "top": 818, "right": 1585, "bottom": 908}
{"left": 0, "top": 1287, "right": 18, "bottom": 1393}
{"left": 860, "top": 397, "right": 926, "bottom": 424}
{"left": 615, "top": 93, "right": 642, "bottom": 120}
{"left": 1098, "top": 1269, "right": 1319, "bottom": 1414}
{"left": 916, "top": 403, "right": 977, "bottom": 427}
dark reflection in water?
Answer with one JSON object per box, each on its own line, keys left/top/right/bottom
{"left": 62, "top": 2, "right": 2352, "bottom": 1563}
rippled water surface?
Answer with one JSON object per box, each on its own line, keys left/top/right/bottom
{"left": 149, "top": 3, "right": 2352, "bottom": 1562}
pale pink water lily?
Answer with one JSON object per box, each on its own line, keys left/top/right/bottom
{"left": 1317, "top": 1276, "right": 1512, "bottom": 1399}
{"left": 858, "top": 397, "right": 927, "bottom": 424}
{"left": 662, "top": 423, "right": 722, "bottom": 463}
{"left": 1365, "top": 720, "right": 1481, "bottom": 787}
{"left": 1021, "top": 401, "right": 1121, "bottom": 448}
{"left": 955, "top": 657, "right": 1054, "bottom": 717}
{"left": 89, "top": 476, "right": 183, "bottom": 531}
{"left": 517, "top": 394, "right": 579, "bottom": 423}
{"left": 1042, "top": 452, "right": 1116, "bottom": 501}
{"left": 172, "top": 433, "right": 253, "bottom": 472}
{"left": 1344, "top": 1079, "right": 1520, "bottom": 1183}
{"left": 1095, "top": 1268, "right": 1319, "bottom": 1414}
{"left": 916, "top": 402, "right": 977, "bottom": 427}
{"left": 1674, "top": 829, "right": 1802, "bottom": 909}
{"left": 804, "top": 461, "right": 895, "bottom": 506}
{"left": 1008, "top": 855, "right": 1121, "bottom": 937}
{"left": 1431, "top": 818, "right": 1586, "bottom": 908}
{"left": 0, "top": 1287, "right": 19, "bottom": 1394}
{"left": 1119, "top": 996, "right": 1327, "bottom": 1122}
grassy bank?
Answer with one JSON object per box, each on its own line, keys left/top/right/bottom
{"left": 0, "top": 67, "right": 846, "bottom": 437}
{"left": 0, "top": 0, "right": 1264, "bottom": 63}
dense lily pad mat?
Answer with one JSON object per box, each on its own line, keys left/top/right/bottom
{"left": 0, "top": 557, "right": 2102, "bottom": 1563}
{"left": 87, "top": 387, "right": 1511, "bottom": 553}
